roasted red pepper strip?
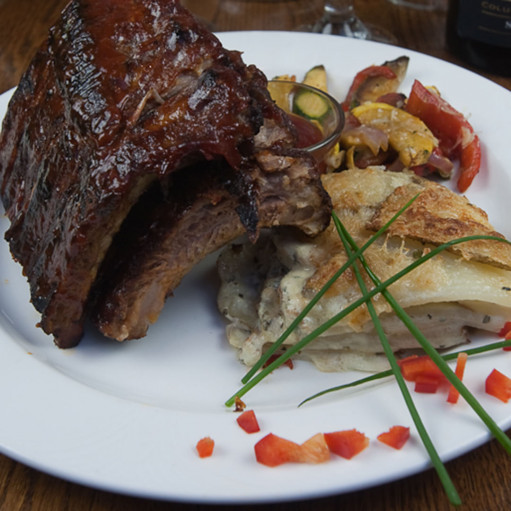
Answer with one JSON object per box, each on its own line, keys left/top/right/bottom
{"left": 341, "top": 65, "right": 397, "bottom": 111}
{"left": 446, "top": 352, "right": 468, "bottom": 404}
{"left": 485, "top": 368, "right": 511, "bottom": 403}
{"left": 405, "top": 79, "right": 481, "bottom": 193}
{"left": 377, "top": 425, "right": 410, "bottom": 450}
{"left": 457, "top": 135, "right": 482, "bottom": 193}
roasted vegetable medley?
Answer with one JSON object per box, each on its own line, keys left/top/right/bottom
{"left": 269, "top": 57, "right": 481, "bottom": 193}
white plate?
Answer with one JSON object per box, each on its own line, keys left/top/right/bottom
{"left": 1, "top": 31, "right": 511, "bottom": 504}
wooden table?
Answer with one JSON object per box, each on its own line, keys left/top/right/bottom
{"left": 1, "top": 1, "right": 510, "bottom": 510}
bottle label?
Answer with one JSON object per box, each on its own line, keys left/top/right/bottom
{"left": 457, "top": 0, "right": 511, "bottom": 48}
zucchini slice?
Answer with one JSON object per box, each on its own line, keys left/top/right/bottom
{"left": 302, "top": 65, "right": 328, "bottom": 92}
{"left": 292, "top": 90, "right": 330, "bottom": 121}
{"left": 292, "top": 65, "right": 331, "bottom": 121}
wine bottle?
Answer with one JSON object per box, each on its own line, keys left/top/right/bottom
{"left": 446, "top": 0, "right": 511, "bottom": 76}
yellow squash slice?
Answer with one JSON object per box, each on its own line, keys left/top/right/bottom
{"left": 351, "top": 102, "right": 437, "bottom": 167}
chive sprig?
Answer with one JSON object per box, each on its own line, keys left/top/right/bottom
{"left": 225, "top": 191, "right": 511, "bottom": 505}
{"left": 224, "top": 231, "right": 507, "bottom": 407}
{"left": 332, "top": 211, "right": 461, "bottom": 505}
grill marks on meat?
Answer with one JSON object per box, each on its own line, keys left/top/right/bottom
{"left": 0, "top": 0, "right": 331, "bottom": 348}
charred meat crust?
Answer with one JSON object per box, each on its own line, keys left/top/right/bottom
{"left": 0, "top": 0, "right": 331, "bottom": 347}
{"left": 91, "top": 148, "right": 330, "bottom": 341}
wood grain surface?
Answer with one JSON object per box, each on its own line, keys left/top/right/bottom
{"left": 1, "top": 1, "right": 510, "bottom": 510}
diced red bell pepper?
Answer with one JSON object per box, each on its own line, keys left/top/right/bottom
{"left": 498, "top": 321, "right": 511, "bottom": 338}
{"left": 485, "top": 368, "right": 511, "bottom": 403}
{"left": 446, "top": 352, "right": 468, "bottom": 404}
{"left": 414, "top": 374, "right": 442, "bottom": 394}
{"left": 377, "top": 425, "right": 410, "bottom": 450}
{"left": 254, "top": 433, "right": 330, "bottom": 466}
{"left": 254, "top": 433, "right": 303, "bottom": 467}
{"left": 341, "top": 65, "right": 397, "bottom": 111}
{"left": 324, "top": 429, "right": 369, "bottom": 459}
{"left": 498, "top": 322, "right": 511, "bottom": 350}
{"left": 399, "top": 355, "right": 447, "bottom": 385}
{"left": 405, "top": 79, "right": 481, "bottom": 193}
{"left": 236, "top": 409, "right": 260, "bottom": 434}
{"left": 196, "top": 437, "right": 215, "bottom": 458}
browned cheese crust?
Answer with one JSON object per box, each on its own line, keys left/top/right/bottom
{"left": 367, "top": 177, "right": 511, "bottom": 270}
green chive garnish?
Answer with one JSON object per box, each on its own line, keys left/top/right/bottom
{"left": 239, "top": 193, "right": 422, "bottom": 385}
{"left": 225, "top": 231, "right": 508, "bottom": 407}
{"left": 332, "top": 211, "right": 461, "bottom": 506}
{"left": 298, "top": 339, "right": 511, "bottom": 406}
{"left": 224, "top": 189, "right": 511, "bottom": 505}
{"left": 334, "top": 216, "right": 511, "bottom": 461}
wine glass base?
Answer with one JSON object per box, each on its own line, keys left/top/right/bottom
{"left": 312, "top": 16, "right": 397, "bottom": 45}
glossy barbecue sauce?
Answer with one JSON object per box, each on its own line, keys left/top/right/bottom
{"left": 287, "top": 113, "right": 323, "bottom": 149}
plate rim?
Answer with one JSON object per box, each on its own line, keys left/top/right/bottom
{"left": 1, "top": 30, "right": 511, "bottom": 504}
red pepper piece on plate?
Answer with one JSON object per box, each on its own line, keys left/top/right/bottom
{"left": 254, "top": 433, "right": 303, "bottom": 467}
{"left": 446, "top": 352, "right": 468, "bottom": 404}
{"left": 485, "top": 368, "right": 511, "bottom": 403}
{"left": 324, "top": 429, "right": 369, "bottom": 459}
{"left": 377, "top": 425, "right": 411, "bottom": 450}
{"left": 196, "top": 437, "right": 215, "bottom": 458}
{"left": 498, "top": 322, "right": 511, "bottom": 350}
{"left": 236, "top": 409, "right": 260, "bottom": 434}
{"left": 414, "top": 374, "right": 442, "bottom": 394}
{"left": 254, "top": 432, "right": 330, "bottom": 466}
{"left": 399, "top": 355, "right": 447, "bottom": 385}
{"left": 499, "top": 321, "right": 511, "bottom": 337}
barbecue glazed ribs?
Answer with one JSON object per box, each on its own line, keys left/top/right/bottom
{"left": 0, "top": 0, "right": 331, "bottom": 348}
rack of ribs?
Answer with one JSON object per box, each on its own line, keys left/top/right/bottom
{"left": 0, "top": 0, "right": 332, "bottom": 348}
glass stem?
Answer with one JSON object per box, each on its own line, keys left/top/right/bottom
{"left": 324, "top": 0, "right": 356, "bottom": 18}
{"left": 317, "top": 0, "right": 370, "bottom": 39}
